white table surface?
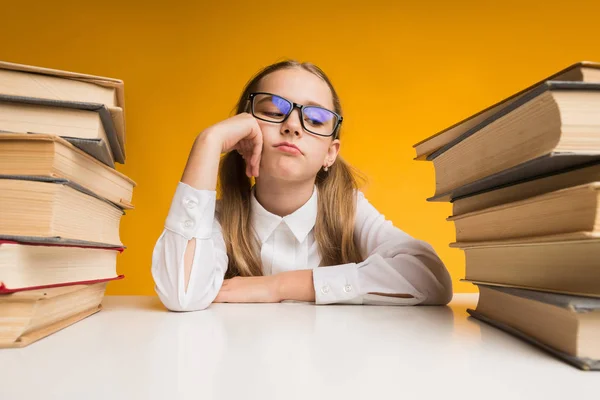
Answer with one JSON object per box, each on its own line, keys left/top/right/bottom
{"left": 0, "top": 294, "right": 597, "bottom": 400}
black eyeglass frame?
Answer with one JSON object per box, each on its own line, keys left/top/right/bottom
{"left": 248, "top": 92, "right": 343, "bottom": 138}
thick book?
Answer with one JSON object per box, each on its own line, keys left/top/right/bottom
{"left": 455, "top": 236, "right": 600, "bottom": 298}
{"left": 0, "top": 133, "right": 134, "bottom": 209}
{"left": 451, "top": 160, "right": 600, "bottom": 215}
{"left": 468, "top": 285, "right": 600, "bottom": 371}
{"left": 429, "top": 153, "right": 600, "bottom": 202}
{"left": 0, "top": 282, "right": 110, "bottom": 348}
{"left": 448, "top": 182, "right": 600, "bottom": 242}
{"left": 0, "top": 239, "right": 124, "bottom": 293}
{"left": 0, "top": 94, "right": 124, "bottom": 164}
{"left": 428, "top": 82, "right": 600, "bottom": 202}
{"left": 0, "top": 60, "right": 126, "bottom": 154}
{"left": 0, "top": 100, "right": 117, "bottom": 166}
{"left": 413, "top": 61, "right": 600, "bottom": 160}
{"left": 0, "top": 178, "right": 125, "bottom": 247}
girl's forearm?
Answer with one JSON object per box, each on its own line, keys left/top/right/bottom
{"left": 180, "top": 133, "right": 223, "bottom": 292}
{"left": 275, "top": 270, "right": 316, "bottom": 302}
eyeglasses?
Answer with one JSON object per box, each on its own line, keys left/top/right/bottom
{"left": 249, "top": 92, "right": 342, "bottom": 138}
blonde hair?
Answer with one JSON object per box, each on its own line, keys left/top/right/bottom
{"left": 218, "top": 60, "right": 365, "bottom": 278}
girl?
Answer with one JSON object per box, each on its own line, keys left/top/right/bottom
{"left": 152, "top": 60, "right": 453, "bottom": 312}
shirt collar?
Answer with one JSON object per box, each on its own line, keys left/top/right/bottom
{"left": 250, "top": 185, "right": 318, "bottom": 244}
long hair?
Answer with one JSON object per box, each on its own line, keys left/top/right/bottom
{"left": 218, "top": 60, "right": 366, "bottom": 278}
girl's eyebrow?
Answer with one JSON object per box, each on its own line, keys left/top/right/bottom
{"left": 305, "top": 100, "right": 327, "bottom": 108}
{"left": 263, "top": 91, "right": 329, "bottom": 109}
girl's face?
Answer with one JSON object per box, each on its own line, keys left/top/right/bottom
{"left": 254, "top": 68, "right": 341, "bottom": 183}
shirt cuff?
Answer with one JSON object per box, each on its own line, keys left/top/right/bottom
{"left": 164, "top": 182, "right": 217, "bottom": 240}
{"left": 312, "top": 263, "right": 361, "bottom": 305}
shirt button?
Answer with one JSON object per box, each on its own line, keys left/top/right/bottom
{"left": 184, "top": 198, "right": 198, "bottom": 209}
{"left": 343, "top": 284, "right": 353, "bottom": 293}
{"left": 183, "top": 220, "right": 194, "bottom": 228}
{"left": 321, "top": 285, "right": 330, "bottom": 295}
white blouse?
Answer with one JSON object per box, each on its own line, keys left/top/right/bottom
{"left": 152, "top": 182, "right": 453, "bottom": 311}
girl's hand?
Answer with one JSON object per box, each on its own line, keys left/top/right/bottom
{"left": 201, "top": 112, "right": 264, "bottom": 178}
{"left": 213, "top": 276, "right": 281, "bottom": 303}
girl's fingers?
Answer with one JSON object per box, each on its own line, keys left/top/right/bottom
{"left": 240, "top": 140, "right": 249, "bottom": 161}
{"left": 234, "top": 141, "right": 251, "bottom": 177}
{"left": 253, "top": 156, "right": 260, "bottom": 177}
{"left": 233, "top": 118, "right": 263, "bottom": 178}
{"left": 242, "top": 140, "right": 257, "bottom": 177}
{"left": 244, "top": 141, "right": 252, "bottom": 161}
{"left": 252, "top": 144, "right": 262, "bottom": 177}
{"left": 250, "top": 120, "right": 263, "bottom": 177}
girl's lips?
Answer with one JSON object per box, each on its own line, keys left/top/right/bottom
{"left": 275, "top": 145, "right": 302, "bottom": 155}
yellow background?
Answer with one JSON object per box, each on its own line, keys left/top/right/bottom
{"left": 2, "top": 0, "right": 599, "bottom": 295}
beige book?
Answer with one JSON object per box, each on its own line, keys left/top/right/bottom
{"left": 458, "top": 238, "right": 600, "bottom": 297}
{"left": 0, "top": 179, "right": 124, "bottom": 246}
{"left": 448, "top": 182, "right": 600, "bottom": 242}
{"left": 0, "top": 133, "right": 134, "bottom": 209}
{"left": 0, "top": 67, "right": 117, "bottom": 107}
{"left": 0, "top": 283, "right": 106, "bottom": 348}
{"left": 0, "top": 241, "right": 121, "bottom": 291}
{"left": 431, "top": 83, "right": 600, "bottom": 200}
{"left": 413, "top": 61, "right": 600, "bottom": 160}
{"left": 0, "top": 102, "right": 115, "bottom": 165}
{"left": 0, "top": 60, "right": 126, "bottom": 151}
{"left": 452, "top": 161, "right": 600, "bottom": 215}
{"left": 471, "top": 285, "right": 600, "bottom": 370}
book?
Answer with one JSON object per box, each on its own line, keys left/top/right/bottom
{"left": 0, "top": 63, "right": 118, "bottom": 107}
{"left": 0, "top": 94, "right": 124, "bottom": 164}
{"left": 0, "top": 60, "right": 126, "bottom": 152}
{"left": 0, "top": 178, "right": 124, "bottom": 246}
{"left": 451, "top": 160, "right": 600, "bottom": 215}
{"left": 412, "top": 61, "right": 600, "bottom": 160}
{"left": 0, "top": 133, "right": 135, "bottom": 209}
{"left": 0, "top": 282, "right": 109, "bottom": 348}
{"left": 0, "top": 101, "right": 116, "bottom": 166}
{"left": 429, "top": 152, "right": 600, "bottom": 202}
{"left": 468, "top": 285, "right": 600, "bottom": 370}
{"left": 0, "top": 240, "right": 124, "bottom": 293}
{"left": 448, "top": 182, "right": 600, "bottom": 242}
{"left": 455, "top": 237, "right": 600, "bottom": 297}
{"left": 428, "top": 82, "right": 600, "bottom": 202}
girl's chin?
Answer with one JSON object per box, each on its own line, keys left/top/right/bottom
{"left": 260, "top": 166, "right": 306, "bottom": 181}
{"left": 260, "top": 157, "right": 315, "bottom": 178}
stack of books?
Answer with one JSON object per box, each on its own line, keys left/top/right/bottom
{"left": 0, "top": 61, "right": 136, "bottom": 348}
{"left": 414, "top": 61, "right": 600, "bottom": 370}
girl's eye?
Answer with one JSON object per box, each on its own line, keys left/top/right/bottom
{"left": 306, "top": 118, "right": 324, "bottom": 126}
{"left": 265, "top": 112, "right": 284, "bottom": 117}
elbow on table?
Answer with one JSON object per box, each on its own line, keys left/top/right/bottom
{"left": 155, "top": 285, "right": 217, "bottom": 312}
{"left": 425, "top": 279, "right": 453, "bottom": 306}
{"left": 422, "top": 257, "right": 453, "bottom": 306}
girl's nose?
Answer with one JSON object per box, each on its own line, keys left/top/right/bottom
{"left": 281, "top": 108, "right": 303, "bottom": 136}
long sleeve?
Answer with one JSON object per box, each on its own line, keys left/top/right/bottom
{"left": 312, "top": 190, "right": 453, "bottom": 306}
{"left": 151, "top": 182, "right": 228, "bottom": 312}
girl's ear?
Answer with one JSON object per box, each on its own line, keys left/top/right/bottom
{"left": 325, "top": 138, "right": 341, "bottom": 166}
